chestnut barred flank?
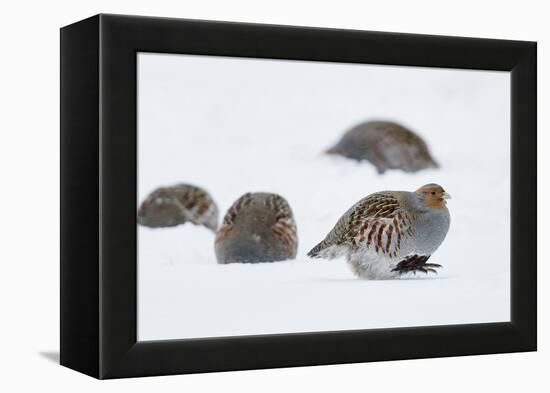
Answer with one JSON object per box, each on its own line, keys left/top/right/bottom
{"left": 326, "top": 121, "right": 439, "bottom": 173}
{"left": 308, "top": 184, "right": 450, "bottom": 280}
{"left": 215, "top": 192, "right": 298, "bottom": 264}
{"left": 137, "top": 184, "right": 219, "bottom": 231}
{"left": 308, "top": 192, "right": 414, "bottom": 260}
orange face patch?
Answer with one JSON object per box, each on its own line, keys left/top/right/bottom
{"left": 415, "top": 184, "right": 448, "bottom": 209}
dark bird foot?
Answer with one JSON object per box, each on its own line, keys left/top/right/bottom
{"left": 391, "top": 255, "right": 441, "bottom": 275}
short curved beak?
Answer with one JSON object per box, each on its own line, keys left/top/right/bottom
{"left": 442, "top": 192, "right": 452, "bottom": 200}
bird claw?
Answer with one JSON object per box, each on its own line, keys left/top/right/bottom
{"left": 391, "top": 256, "right": 442, "bottom": 276}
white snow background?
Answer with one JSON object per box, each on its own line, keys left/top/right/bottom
{"left": 137, "top": 53, "right": 510, "bottom": 341}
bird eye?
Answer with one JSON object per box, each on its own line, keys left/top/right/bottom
{"left": 431, "top": 192, "right": 436, "bottom": 195}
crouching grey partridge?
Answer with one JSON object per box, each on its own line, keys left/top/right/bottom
{"left": 326, "top": 121, "right": 439, "bottom": 173}
{"left": 137, "top": 184, "right": 219, "bottom": 231}
{"left": 215, "top": 192, "right": 298, "bottom": 264}
{"left": 307, "top": 184, "right": 451, "bottom": 279}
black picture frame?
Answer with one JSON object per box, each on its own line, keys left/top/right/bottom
{"left": 60, "top": 14, "right": 537, "bottom": 379}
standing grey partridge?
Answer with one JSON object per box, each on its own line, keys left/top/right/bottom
{"left": 326, "top": 121, "right": 439, "bottom": 173}
{"left": 137, "top": 183, "right": 219, "bottom": 231}
{"left": 307, "top": 184, "right": 451, "bottom": 279}
{"left": 215, "top": 192, "right": 298, "bottom": 264}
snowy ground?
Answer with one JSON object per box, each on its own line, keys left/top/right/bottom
{"left": 137, "top": 53, "right": 510, "bottom": 341}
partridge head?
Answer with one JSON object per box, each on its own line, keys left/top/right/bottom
{"left": 415, "top": 183, "right": 452, "bottom": 210}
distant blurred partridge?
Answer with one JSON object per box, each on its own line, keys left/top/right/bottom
{"left": 215, "top": 192, "right": 298, "bottom": 264}
{"left": 137, "top": 184, "right": 219, "bottom": 231}
{"left": 308, "top": 184, "right": 451, "bottom": 279}
{"left": 326, "top": 121, "right": 439, "bottom": 173}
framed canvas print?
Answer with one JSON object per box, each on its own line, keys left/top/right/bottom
{"left": 60, "top": 14, "right": 537, "bottom": 379}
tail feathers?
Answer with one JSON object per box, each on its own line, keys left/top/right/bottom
{"left": 325, "top": 145, "right": 342, "bottom": 155}
{"left": 307, "top": 241, "right": 326, "bottom": 258}
{"left": 307, "top": 241, "right": 348, "bottom": 259}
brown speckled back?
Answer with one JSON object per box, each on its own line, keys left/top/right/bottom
{"left": 215, "top": 192, "right": 298, "bottom": 264}
{"left": 327, "top": 121, "right": 439, "bottom": 173}
{"left": 137, "top": 184, "right": 219, "bottom": 231}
